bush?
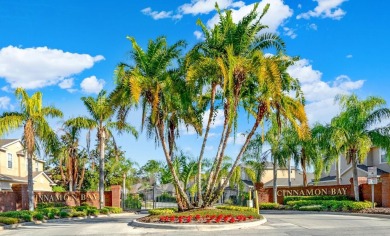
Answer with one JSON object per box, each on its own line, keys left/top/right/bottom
{"left": 283, "top": 195, "right": 352, "bottom": 205}
{"left": 156, "top": 192, "right": 176, "bottom": 202}
{"left": 47, "top": 213, "right": 55, "bottom": 219}
{"left": 22, "top": 214, "right": 32, "bottom": 222}
{"left": 34, "top": 213, "right": 44, "bottom": 221}
{"left": 259, "top": 203, "right": 280, "bottom": 209}
{"left": 100, "top": 208, "right": 109, "bottom": 215}
{"left": 105, "top": 207, "right": 122, "bottom": 214}
{"left": 52, "top": 186, "right": 66, "bottom": 192}
{"left": 87, "top": 208, "right": 100, "bottom": 216}
{"left": 59, "top": 211, "right": 70, "bottom": 218}
{"left": 72, "top": 211, "right": 87, "bottom": 217}
{"left": 148, "top": 208, "right": 176, "bottom": 215}
{"left": 287, "top": 199, "right": 372, "bottom": 212}
{"left": 216, "top": 205, "right": 258, "bottom": 214}
{"left": 0, "top": 210, "right": 31, "bottom": 219}
{"left": 0, "top": 217, "right": 19, "bottom": 225}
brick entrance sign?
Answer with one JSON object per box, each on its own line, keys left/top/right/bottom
{"left": 0, "top": 185, "right": 121, "bottom": 212}
{"left": 256, "top": 173, "right": 390, "bottom": 207}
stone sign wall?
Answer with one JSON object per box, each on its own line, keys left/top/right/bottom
{"left": 0, "top": 185, "right": 121, "bottom": 212}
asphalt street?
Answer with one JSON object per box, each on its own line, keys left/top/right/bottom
{"left": 1, "top": 211, "right": 389, "bottom": 236}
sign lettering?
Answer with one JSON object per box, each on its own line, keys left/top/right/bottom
{"left": 277, "top": 187, "right": 349, "bottom": 197}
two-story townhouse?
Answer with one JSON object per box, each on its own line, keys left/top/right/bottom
{"left": 314, "top": 147, "right": 390, "bottom": 185}
{"left": 0, "top": 139, "right": 55, "bottom": 191}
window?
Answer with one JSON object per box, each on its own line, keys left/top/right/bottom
{"left": 35, "top": 162, "right": 39, "bottom": 172}
{"left": 7, "top": 153, "right": 12, "bottom": 168}
{"left": 381, "top": 149, "right": 387, "bottom": 163}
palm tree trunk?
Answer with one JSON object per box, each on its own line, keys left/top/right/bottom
{"left": 78, "top": 162, "right": 86, "bottom": 191}
{"left": 273, "top": 157, "right": 278, "bottom": 203}
{"left": 336, "top": 155, "right": 341, "bottom": 185}
{"left": 351, "top": 153, "right": 360, "bottom": 201}
{"left": 99, "top": 129, "right": 106, "bottom": 209}
{"left": 288, "top": 156, "right": 291, "bottom": 187}
{"left": 27, "top": 152, "right": 34, "bottom": 211}
{"left": 197, "top": 84, "right": 216, "bottom": 207}
{"left": 301, "top": 149, "right": 307, "bottom": 187}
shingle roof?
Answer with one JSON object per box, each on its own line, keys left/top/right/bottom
{"left": 318, "top": 175, "right": 337, "bottom": 182}
{"left": 357, "top": 164, "right": 389, "bottom": 175}
{"left": 0, "top": 139, "right": 18, "bottom": 147}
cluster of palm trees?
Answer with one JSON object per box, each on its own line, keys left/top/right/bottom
{"left": 1, "top": 2, "right": 389, "bottom": 212}
{"left": 0, "top": 89, "right": 138, "bottom": 211}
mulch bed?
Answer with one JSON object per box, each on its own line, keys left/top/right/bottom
{"left": 358, "top": 207, "right": 390, "bottom": 215}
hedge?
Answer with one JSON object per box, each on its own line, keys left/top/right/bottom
{"left": 148, "top": 208, "right": 176, "bottom": 215}
{"left": 216, "top": 205, "right": 258, "bottom": 214}
{"left": 0, "top": 217, "right": 19, "bottom": 225}
{"left": 283, "top": 195, "right": 352, "bottom": 205}
{"left": 259, "top": 202, "right": 280, "bottom": 209}
{"left": 287, "top": 200, "right": 372, "bottom": 212}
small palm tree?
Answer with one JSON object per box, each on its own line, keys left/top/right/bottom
{"left": 242, "top": 134, "right": 268, "bottom": 184}
{"left": 65, "top": 90, "right": 138, "bottom": 208}
{"left": 328, "top": 94, "right": 390, "bottom": 200}
{"left": 0, "top": 88, "right": 63, "bottom": 211}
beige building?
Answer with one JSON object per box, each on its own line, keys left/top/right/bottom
{"left": 315, "top": 147, "right": 390, "bottom": 185}
{"left": 241, "top": 161, "right": 314, "bottom": 190}
{"left": 0, "top": 139, "right": 55, "bottom": 191}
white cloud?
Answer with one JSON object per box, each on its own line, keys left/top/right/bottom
{"left": 179, "top": 0, "right": 240, "bottom": 15}
{"left": 80, "top": 76, "right": 105, "bottom": 94}
{"left": 206, "top": 0, "right": 293, "bottom": 33}
{"left": 309, "top": 23, "right": 318, "bottom": 30}
{"left": 0, "top": 46, "right": 104, "bottom": 89}
{"left": 1, "top": 86, "right": 11, "bottom": 93}
{"left": 297, "top": 0, "right": 347, "bottom": 20}
{"left": 0, "top": 96, "right": 11, "bottom": 109}
{"left": 141, "top": 7, "right": 173, "bottom": 20}
{"left": 283, "top": 27, "right": 297, "bottom": 39}
{"left": 58, "top": 78, "right": 74, "bottom": 89}
{"left": 346, "top": 54, "right": 353, "bottom": 59}
{"left": 288, "top": 59, "right": 364, "bottom": 124}
{"left": 194, "top": 30, "right": 204, "bottom": 40}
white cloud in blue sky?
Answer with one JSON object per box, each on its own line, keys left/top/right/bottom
{"left": 80, "top": 76, "right": 105, "bottom": 94}
{"left": 297, "top": 0, "right": 347, "bottom": 20}
{"left": 0, "top": 46, "right": 104, "bottom": 89}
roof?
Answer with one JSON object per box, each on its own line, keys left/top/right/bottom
{"left": 0, "top": 172, "right": 55, "bottom": 185}
{"left": 263, "top": 172, "right": 315, "bottom": 187}
{"left": 317, "top": 176, "right": 337, "bottom": 182}
{"left": 0, "top": 139, "right": 19, "bottom": 148}
{"left": 242, "top": 179, "right": 254, "bottom": 188}
{"left": 358, "top": 165, "right": 389, "bottom": 175}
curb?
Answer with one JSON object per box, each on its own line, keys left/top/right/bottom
{"left": 260, "top": 210, "right": 390, "bottom": 219}
{"left": 0, "top": 212, "right": 136, "bottom": 231}
{"left": 131, "top": 217, "right": 267, "bottom": 230}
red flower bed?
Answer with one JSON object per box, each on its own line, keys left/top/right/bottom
{"left": 158, "top": 214, "right": 256, "bottom": 224}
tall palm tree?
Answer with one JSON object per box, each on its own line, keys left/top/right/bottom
{"left": 114, "top": 36, "right": 201, "bottom": 210}
{"left": 0, "top": 88, "right": 63, "bottom": 210}
{"left": 65, "top": 90, "right": 138, "bottom": 209}
{"left": 329, "top": 94, "right": 390, "bottom": 201}
{"left": 186, "top": 2, "right": 285, "bottom": 206}
{"left": 57, "top": 123, "right": 87, "bottom": 191}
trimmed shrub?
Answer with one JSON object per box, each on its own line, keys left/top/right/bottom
{"left": 34, "top": 213, "right": 44, "bottom": 221}
{"left": 287, "top": 199, "right": 372, "bottom": 212}
{"left": 148, "top": 208, "right": 176, "bottom": 215}
{"left": 284, "top": 195, "right": 352, "bottom": 205}
{"left": 22, "top": 214, "right": 32, "bottom": 222}
{"left": 87, "top": 208, "right": 100, "bottom": 216}
{"left": 259, "top": 202, "right": 280, "bottom": 209}
{"left": 72, "top": 211, "right": 87, "bottom": 217}
{"left": 47, "top": 213, "right": 55, "bottom": 219}
{"left": 0, "top": 217, "right": 19, "bottom": 225}
{"left": 216, "top": 205, "right": 258, "bottom": 214}
{"left": 59, "top": 211, "right": 70, "bottom": 218}
{"left": 100, "top": 208, "right": 109, "bottom": 215}
{"left": 105, "top": 207, "right": 122, "bottom": 214}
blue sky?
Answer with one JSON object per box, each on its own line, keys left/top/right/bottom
{"left": 1, "top": 0, "right": 390, "bottom": 166}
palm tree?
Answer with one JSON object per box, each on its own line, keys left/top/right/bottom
{"left": 186, "top": 2, "right": 285, "bottom": 206}
{"left": 57, "top": 123, "right": 87, "bottom": 191}
{"left": 114, "top": 36, "right": 200, "bottom": 210}
{"left": 328, "top": 94, "right": 390, "bottom": 201}
{"left": 0, "top": 88, "right": 63, "bottom": 210}
{"left": 65, "top": 90, "right": 138, "bottom": 209}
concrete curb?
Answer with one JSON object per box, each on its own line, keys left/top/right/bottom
{"left": 261, "top": 210, "right": 390, "bottom": 219}
{"left": 0, "top": 212, "right": 136, "bottom": 231}
{"left": 131, "top": 217, "right": 267, "bottom": 230}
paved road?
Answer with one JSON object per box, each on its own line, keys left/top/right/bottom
{"left": 1, "top": 212, "right": 390, "bottom": 236}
